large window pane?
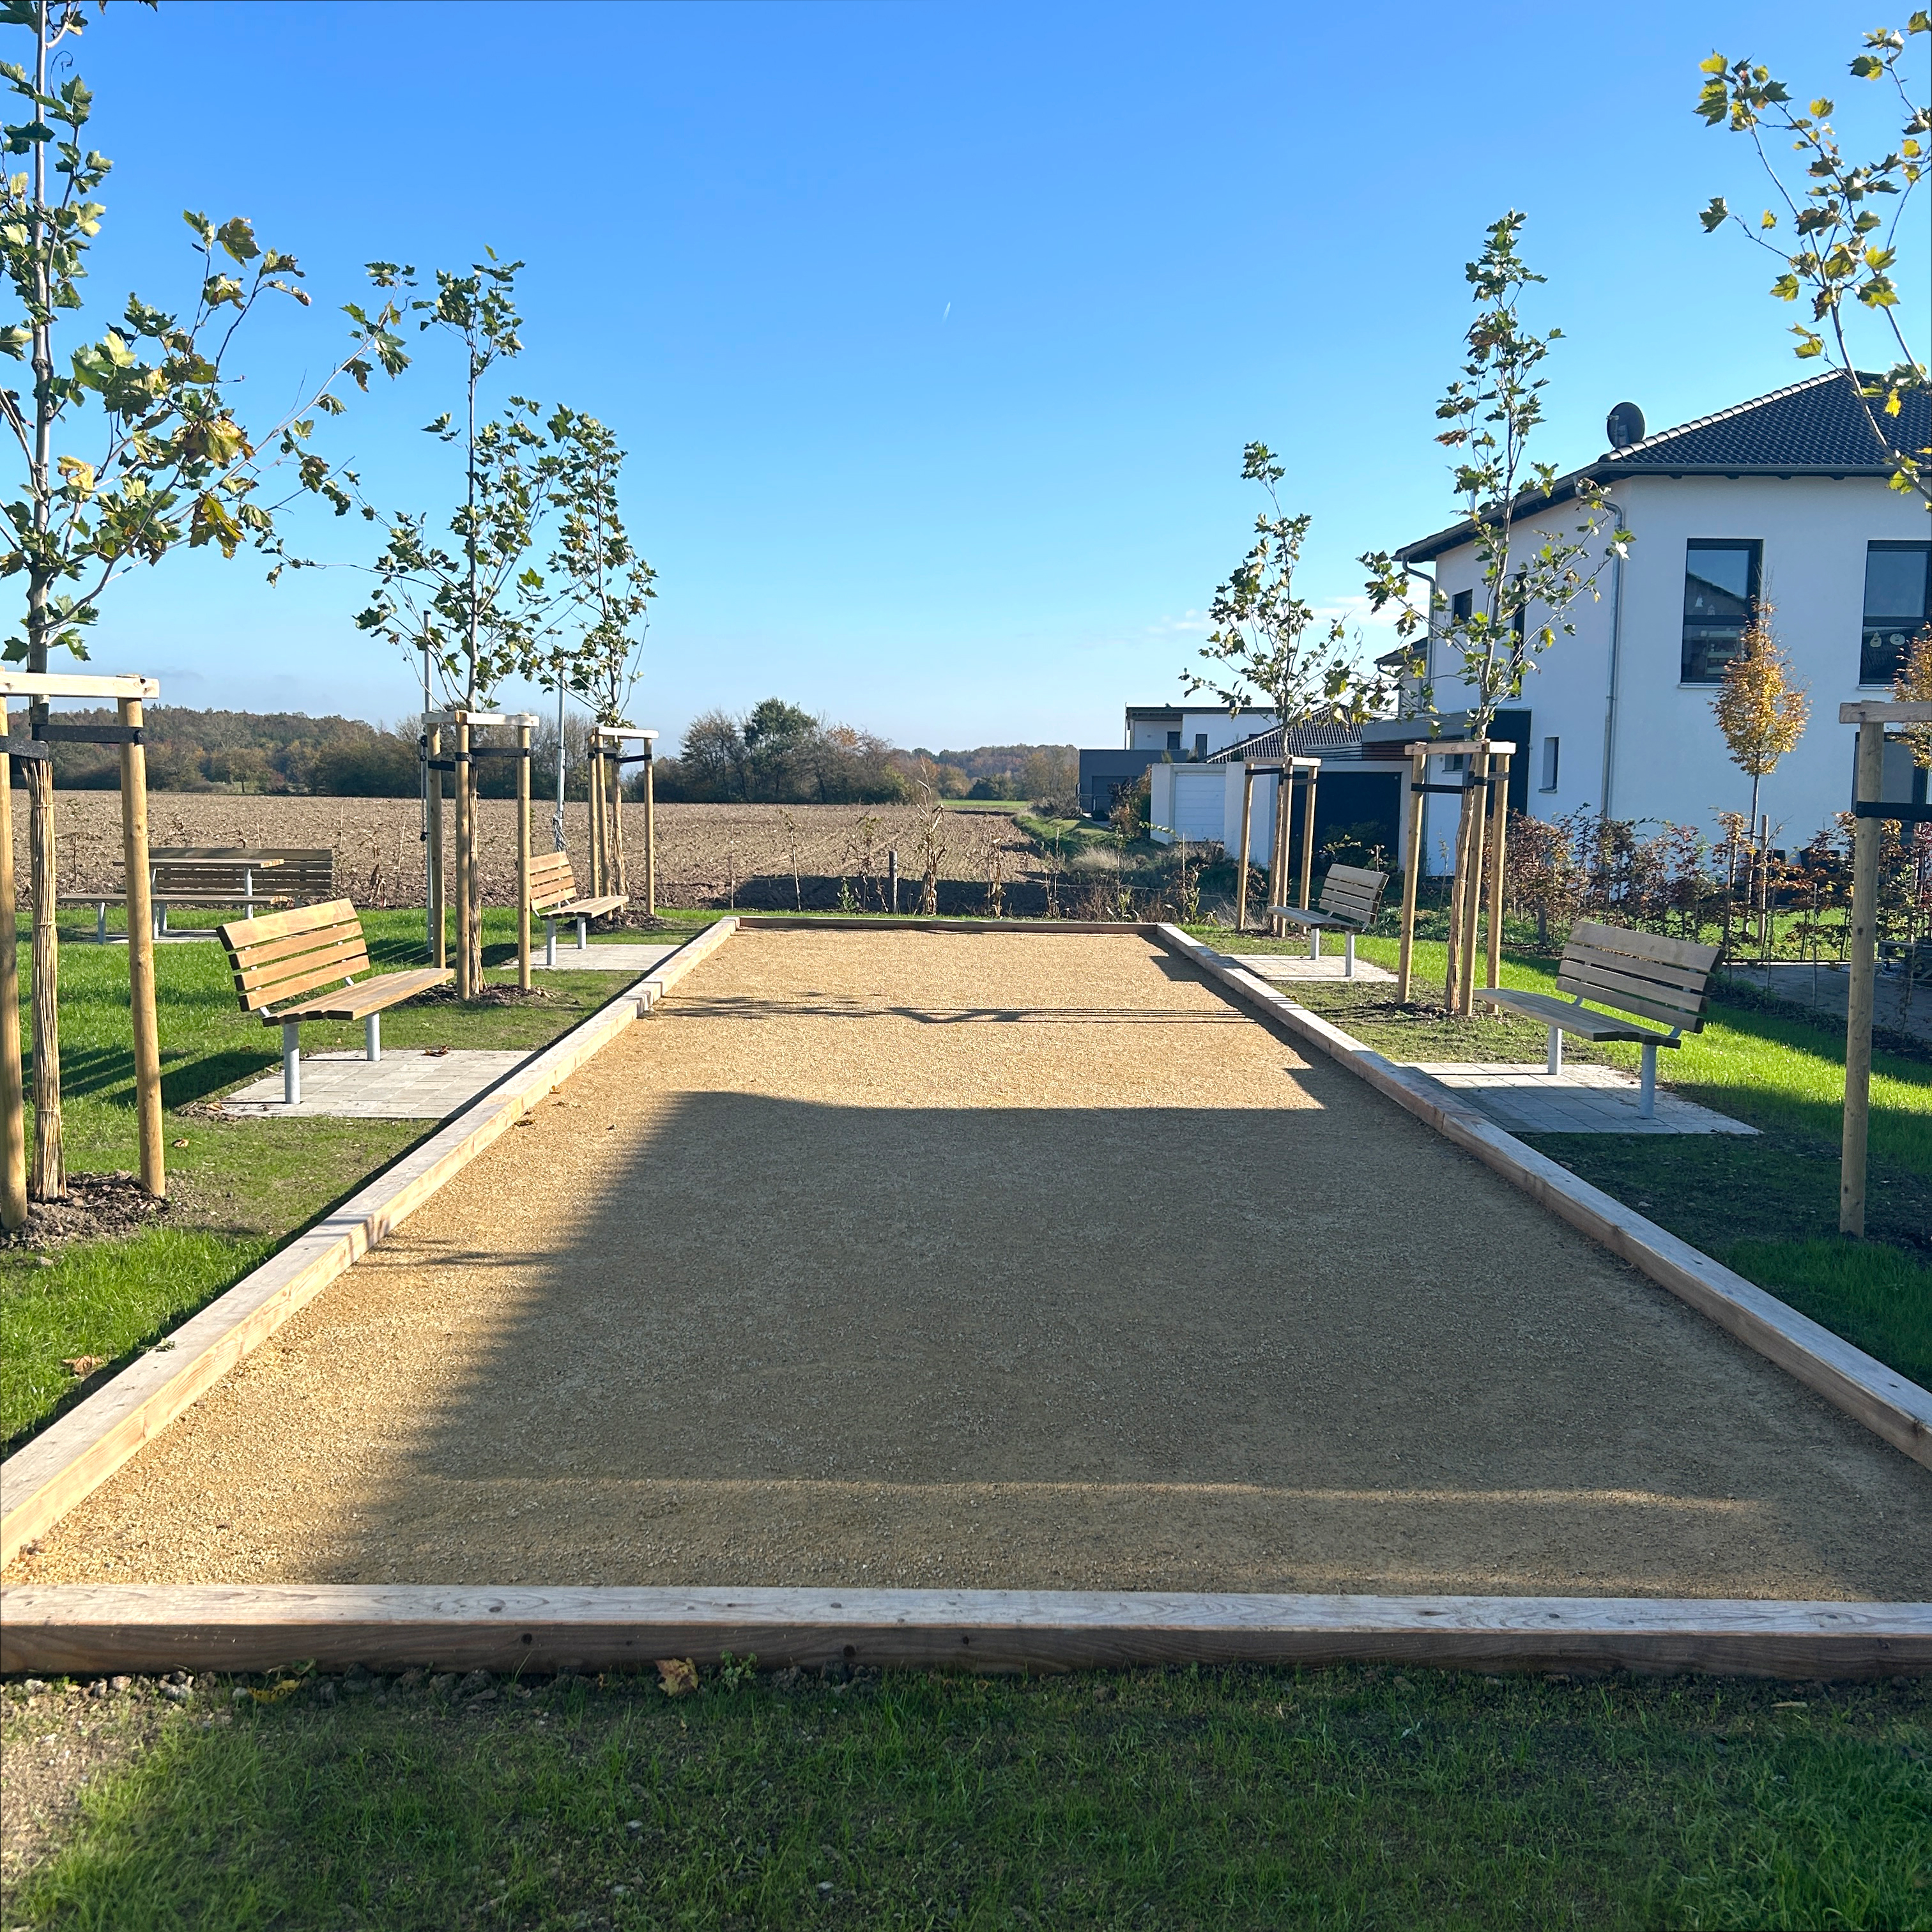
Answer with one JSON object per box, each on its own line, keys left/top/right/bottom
{"left": 1861, "top": 541, "right": 1932, "bottom": 686}
{"left": 1681, "top": 539, "right": 1761, "bottom": 684}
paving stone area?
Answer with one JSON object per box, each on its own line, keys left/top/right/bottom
{"left": 218, "top": 1050, "right": 529, "bottom": 1120}
{"left": 1406, "top": 1061, "right": 1758, "bottom": 1137}
{"left": 1220, "top": 951, "right": 1397, "bottom": 984}
{"left": 1724, "top": 960, "right": 1932, "bottom": 1047}
{"left": 533, "top": 940, "right": 680, "bottom": 974}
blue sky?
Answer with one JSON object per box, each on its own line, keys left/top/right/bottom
{"left": 30, "top": 1, "right": 1919, "bottom": 749}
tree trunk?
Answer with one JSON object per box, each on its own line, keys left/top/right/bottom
{"left": 26, "top": 733, "right": 61, "bottom": 1200}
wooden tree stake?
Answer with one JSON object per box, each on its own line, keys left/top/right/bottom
{"left": 454, "top": 716, "right": 472, "bottom": 1000}
{"left": 1298, "top": 764, "right": 1318, "bottom": 910}
{"left": 1235, "top": 766, "right": 1257, "bottom": 933}
{"left": 1840, "top": 719, "right": 1885, "bottom": 1236}
{"left": 0, "top": 700, "right": 24, "bottom": 1230}
{"left": 1397, "top": 749, "right": 1425, "bottom": 1004}
{"left": 516, "top": 718, "right": 532, "bottom": 992}
{"left": 426, "top": 725, "right": 446, "bottom": 970}
{"left": 118, "top": 697, "right": 164, "bottom": 1199}
{"left": 1484, "top": 750, "right": 1511, "bottom": 992}
{"left": 641, "top": 742, "right": 656, "bottom": 917}
{"left": 26, "top": 721, "right": 60, "bottom": 1201}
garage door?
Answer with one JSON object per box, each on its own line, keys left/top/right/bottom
{"left": 1172, "top": 768, "right": 1225, "bottom": 843}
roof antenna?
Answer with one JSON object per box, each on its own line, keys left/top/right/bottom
{"left": 1606, "top": 401, "right": 1645, "bottom": 450}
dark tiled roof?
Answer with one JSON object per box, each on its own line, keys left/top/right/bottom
{"left": 1398, "top": 370, "right": 1929, "bottom": 564}
{"left": 1207, "top": 721, "right": 1360, "bottom": 763}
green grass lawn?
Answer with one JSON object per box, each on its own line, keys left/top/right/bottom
{"left": 0, "top": 910, "right": 638, "bottom": 1454}
{"left": 9, "top": 1662, "right": 1927, "bottom": 1931}
{"left": 1210, "top": 926, "right": 1932, "bottom": 1389}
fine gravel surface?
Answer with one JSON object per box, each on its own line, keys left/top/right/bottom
{"left": 9, "top": 929, "right": 1930, "bottom": 1599}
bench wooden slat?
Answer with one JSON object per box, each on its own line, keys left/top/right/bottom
{"left": 1568, "top": 921, "right": 1719, "bottom": 973}
{"left": 266, "top": 967, "right": 452, "bottom": 1023}
{"left": 1475, "top": 988, "right": 1683, "bottom": 1045}
{"left": 60, "top": 892, "right": 289, "bottom": 909}
{"left": 217, "top": 899, "right": 360, "bottom": 949}
{"left": 558, "top": 893, "right": 626, "bottom": 919}
{"left": 1556, "top": 962, "right": 1709, "bottom": 1029}
{"left": 233, "top": 935, "right": 371, "bottom": 1004}
{"left": 216, "top": 916, "right": 365, "bottom": 974}
{"left": 1558, "top": 943, "right": 1714, "bottom": 995}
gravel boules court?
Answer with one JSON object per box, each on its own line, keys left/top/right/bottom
{"left": 8, "top": 927, "right": 1929, "bottom": 1599}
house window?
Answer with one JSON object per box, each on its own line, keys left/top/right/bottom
{"left": 1165, "top": 730, "right": 1181, "bottom": 752}
{"left": 1193, "top": 732, "right": 1208, "bottom": 760}
{"left": 1540, "top": 736, "right": 1560, "bottom": 792}
{"left": 1860, "top": 541, "right": 1932, "bottom": 686}
{"left": 1680, "top": 539, "right": 1762, "bottom": 683}
{"left": 1451, "top": 589, "right": 1473, "bottom": 624}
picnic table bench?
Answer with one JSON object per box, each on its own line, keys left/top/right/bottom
{"left": 529, "top": 848, "right": 626, "bottom": 966}
{"left": 1473, "top": 919, "right": 1721, "bottom": 1118}
{"left": 217, "top": 899, "right": 450, "bottom": 1105}
{"left": 60, "top": 847, "right": 335, "bottom": 940}
{"left": 1269, "top": 863, "right": 1388, "bottom": 978}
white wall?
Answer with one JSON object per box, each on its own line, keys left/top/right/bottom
{"left": 1149, "top": 761, "right": 1282, "bottom": 862}
{"left": 1418, "top": 473, "right": 1925, "bottom": 862}
{"left": 1128, "top": 709, "right": 1276, "bottom": 755}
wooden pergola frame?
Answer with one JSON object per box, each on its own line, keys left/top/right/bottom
{"left": 0, "top": 670, "right": 164, "bottom": 1230}
{"left": 1232, "top": 755, "right": 1321, "bottom": 935}
{"left": 1838, "top": 698, "right": 1932, "bottom": 1235}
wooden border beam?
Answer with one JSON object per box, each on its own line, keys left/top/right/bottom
{"left": 1839, "top": 700, "right": 1932, "bottom": 724}
{"left": 1, "top": 1585, "right": 1922, "bottom": 1679}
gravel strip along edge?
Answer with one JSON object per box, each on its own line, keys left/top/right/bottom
{"left": 0, "top": 917, "right": 742, "bottom": 1565}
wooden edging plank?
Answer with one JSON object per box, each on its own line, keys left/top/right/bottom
{"left": 0, "top": 918, "right": 742, "bottom": 1567}
{"left": 1, "top": 1584, "right": 1923, "bottom": 1679}
{"left": 733, "top": 917, "right": 1160, "bottom": 935}
{"left": 1151, "top": 924, "right": 1932, "bottom": 1471}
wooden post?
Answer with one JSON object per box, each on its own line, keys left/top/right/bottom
{"left": 26, "top": 707, "right": 61, "bottom": 1201}
{"left": 1443, "top": 772, "right": 1471, "bottom": 1015}
{"left": 118, "top": 696, "right": 164, "bottom": 1199}
{"left": 641, "top": 740, "right": 656, "bottom": 917}
{"left": 427, "top": 725, "right": 446, "bottom": 970}
{"left": 0, "top": 700, "right": 24, "bottom": 1231}
{"left": 466, "top": 725, "right": 483, "bottom": 997}
{"left": 1840, "top": 719, "right": 1886, "bottom": 1236}
{"left": 1397, "top": 748, "right": 1425, "bottom": 1005}
{"left": 1235, "top": 766, "right": 1257, "bottom": 933}
{"left": 1268, "top": 770, "right": 1291, "bottom": 937}
{"left": 586, "top": 742, "right": 603, "bottom": 897}
{"left": 1297, "top": 762, "right": 1318, "bottom": 910}
{"left": 1484, "top": 749, "right": 1511, "bottom": 992}
{"left": 516, "top": 717, "right": 532, "bottom": 992}
{"left": 1457, "top": 746, "right": 1490, "bottom": 1017}
{"left": 454, "top": 715, "right": 472, "bottom": 1000}
{"left": 611, "top": 742, "right": 628, "bottom": 901}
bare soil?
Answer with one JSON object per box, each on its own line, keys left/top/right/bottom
{"left": 32, "top": 793, "right": 1052, "bottom": 912}
{"left": 8, "top": 929, "right": 1929, "bottom": 1600}
{"left": 0, "top": 1172, "right": 169, "bottom": 1252}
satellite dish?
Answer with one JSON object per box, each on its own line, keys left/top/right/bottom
{"left": 1606, "top": 401, "right": 1645, "bottom": 450}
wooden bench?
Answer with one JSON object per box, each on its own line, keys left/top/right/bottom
{"left": 1473, "top": 920, "right": 1721, "bottom": 1118}
{"left": 155, "top": 846, "right": 336, "bottom": 906}
{"left": 1268, "top": 864, "right": 1389, "bottom": 978}
{"left": 217, "top": 900, "right": 451, "bottom": 1105}
{"left": 528, "top": 848, "right": 626, "bottom": 966}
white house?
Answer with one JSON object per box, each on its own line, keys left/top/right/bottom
{"left": 1395, "top": 369, "right": 1932, "bottom": 869}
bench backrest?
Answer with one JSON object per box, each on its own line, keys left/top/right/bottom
{"left": 528, "top": 847, "right": 581, "bottom": 912}
{"left": 151, "top": 860, "right": 265, "bottom": 898}
{"left": 217, "top": 899, "right": 369, "bottom": 1013}
{"left": 151, "top": 846, "right": 334, "bottom": 901}
{"left": 1317, "top": 863, "right": 1388, "bottom": 927}
{"left": 1558, "top": 921, "right": 1721, "bottom": 1035}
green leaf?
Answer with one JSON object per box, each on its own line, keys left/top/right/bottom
{"left": 1698, "top": 195, "right": 1730, "bottom": 233}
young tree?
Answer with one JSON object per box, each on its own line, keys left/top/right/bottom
{"left": 1894, "top": 621, "right": 1932, "bottom": 769}
{"left": 1360, "top": 215, "right": 1628, "bottom": 728}
{"left": 1712, "top": 601, "right": 1810, "bottom": 835}
{"left": 1, "top": 0, "right": 406, "bottom": 1198}
{"left": 1696, "top": 20, "right": 1929, "bottom": 507}
{"left": 1359, "top": 213, "right": 1627, "bottom": 1013}
{"left": 1186, "top": 441, "right": 1383, "bottom": 733}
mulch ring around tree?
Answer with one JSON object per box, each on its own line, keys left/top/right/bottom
{"left": 410, "top": 983, "right": 565, "bottom": 1008}
{"left": 0, "top": 1171, "right": 168, "bottom": 1251}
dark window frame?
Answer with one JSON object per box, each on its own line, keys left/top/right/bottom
{"left": 1859, "top": 539, "right": 1932, "bottom": 687}
{"left": 1680, "top": 538, "right": 1763, "bottom": 685}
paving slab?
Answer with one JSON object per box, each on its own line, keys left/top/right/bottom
{"left": 1724, "top": 961, "right": 1932, "bottom": 1047}
{"left": 534, "top": 941, "right": 681, "bottom": 974}
{"left": 1406, "top": 1061, "right": 1758, "bottom": 1137}
{"left": 1221, "top": 951, "right": 1396, "bottom": 983}
{"left": 217, "top": 1050, "right": 529, "bottom": 1120}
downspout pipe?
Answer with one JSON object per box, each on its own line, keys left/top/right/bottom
{"left": 1597, "top": 495, "right": 1628, "bottom": 823}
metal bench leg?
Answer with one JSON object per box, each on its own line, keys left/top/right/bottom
{"left": 158, "top": 901, "right": 169, "bottom": 935}
{"left": 1344, "top": 932, "right": 1356, "bottom": 980}
{"left": 95, "top": 901, "right": 106, "bottom": 944}
{"left": 545, "top": 920, "right": 558, "bottom": 968}
{"left": 1639, "top": 1042, "right": 1657, "bottom": 1118}
{"left": 1310, "top": 928, "right": 1321, "bottom": 962}
{"left": 282, "top": 1022, "right": 302, "bottom": 1106}
{"left": 577, "top": 917, "right": 588, "bottom": 951}
{"left": 1546, "top": 1026, "right": 1563, "bottom": 1076}
{"left": 365, "top": 1013, "right": 381, "bottom": 1064}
